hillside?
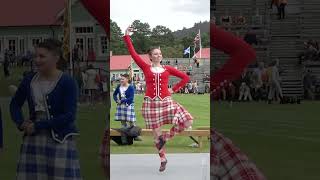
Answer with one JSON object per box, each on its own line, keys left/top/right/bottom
{"left": 173, "top": 21, "right": 210, "bottom": 38}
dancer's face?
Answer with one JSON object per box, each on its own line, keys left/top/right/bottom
{"left": 35, "top": 47, "right": 58, "bottom": 73}
{"left": 149, "top": 49, "right": 162, "bottom": 63}
{"left": 120, "top": 76, "right": 129, "bottom": 85}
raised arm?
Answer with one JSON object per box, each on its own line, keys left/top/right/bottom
{"left": 212, "top": 24, "right": 256, "bottom": 88}
{"left": 123, "top": 26, "right": 149, "bottom": 69}
{"left": 166, "top": 66, "right": 190, "bottom": 92}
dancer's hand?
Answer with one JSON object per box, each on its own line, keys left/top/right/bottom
{"left": 125, "top": 26, "right": 134, "bottom": 36}
{"left": 20, "top": 120, "right": 32, "bottom": 130}
{"left": 169, "top": 88, "right": 174, "bottom": 94}
{"left": 24, "top": 122, "right": 35, "bottom": 136}
{"left": 117, "top": 100, "right": 121, "bottom": 104}
{"left": 20, "top": 120, "right": 34, "bottom": 135}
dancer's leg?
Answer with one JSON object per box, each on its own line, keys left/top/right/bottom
{"left": 152, "top": 128, "right": 167, "bottom": 162}
{"left": 163, "top": 119, "right": 193, "bottom": 141}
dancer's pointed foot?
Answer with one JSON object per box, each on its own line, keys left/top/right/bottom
{"left": 159, "top": 159, "right": 167, "bottom": 172}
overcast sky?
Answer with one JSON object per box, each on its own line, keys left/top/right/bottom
{"left": 111, "top": 0, "right": 210, "bottom": 33}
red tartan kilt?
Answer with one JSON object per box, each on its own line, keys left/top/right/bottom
{"left": 142, "top": 97, "right": 193, "bottom": 129}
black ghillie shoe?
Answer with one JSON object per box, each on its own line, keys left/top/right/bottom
{"left": 159, "top": 160, "right": 168, "bottom": 172}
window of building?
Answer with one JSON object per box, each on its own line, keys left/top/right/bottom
{"left": 19, "top": 39, "right": 25, "bottom": 54}
{"left": 75, "top": 26, "right": 93, "bottom": 34}
{"left": 100, "top": 36, "right": 108, "bottom": 54}
{"left": 32, "top": 38, "right": 42, "bottom": 47}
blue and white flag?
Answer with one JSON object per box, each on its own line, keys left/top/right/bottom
{"left": 184, "top": 46, "right": 191, "bottom": 55}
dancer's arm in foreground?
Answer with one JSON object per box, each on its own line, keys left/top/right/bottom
{"left": 211, "top": 24, "right": 256, "bottom": 87}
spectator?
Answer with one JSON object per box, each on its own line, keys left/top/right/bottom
{"left": 196, "top": 59, "right": 200, "bottom": 68}
{"left": 270, "top": 0, "right": 279, "bottom": 9}
{"left": 278, "top": 0, "right": 287, "bottom": 20}
{"left": 85, "top": 64, "right": 98, "bottom": 105}
{"left": 87, "top": 48, "right": 96, "bottom": 63}
{"left": 188, "top": 64, "right": 193, "bottom": 72}
{"left": 184, "top": 85, "right": 189, "bottom": 94}
{"left": 193, "top": 81, "right": 199, "bottom": 94}
{"left": 244, "top": 29, "right": 258, "bottom": 45}
{"left": 187, "top": 82, "right": 193, "bottom": 93}
{"left": 221, "top": 15, "right": 232, "bottom": 27}
{"left": 3, "top": 49, "right": 10, "bottom": 77}
{"left": 303, "top": 70, "right": 315, "bottom": 100}
{"left": 212, "top": 0, "right": 216, "bottom": 10}
{"left": 267, "top": 60, "right": 283, "bottom": 104}
{"left": 238, "top": 82, "right": 252, "bottom": 101}
{"left": 228, "top": 82, "right": 236, "bottom": 102}
{"left": 252, "top": 62, "right": 266, "bottom": 100}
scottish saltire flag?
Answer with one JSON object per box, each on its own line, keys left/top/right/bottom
{"left": 184, "top": 46, "right": 191, "bottom": 55}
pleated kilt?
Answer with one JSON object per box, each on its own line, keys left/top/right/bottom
{"left": 16, "top": 130, "right": 81, "bottom": 180}
{"left": 142, "top": 97, "right": 193, "bottom": 129}
{"left": 115, "top": 103, "right": 136, "bottom": 122}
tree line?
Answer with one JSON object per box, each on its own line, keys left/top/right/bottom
{"left": 110, "top": 19, "right": 210, "bottom": 58}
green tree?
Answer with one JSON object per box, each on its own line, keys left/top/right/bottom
{"left": 110, "top": 19, "right": 127, "bottom": 55}
{"left": 130, "top": 20, "right": 152, "bottom": 54}
{"left": 150, "top": 25, "right": 175, "bottom": 47}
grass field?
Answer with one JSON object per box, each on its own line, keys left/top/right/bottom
{"left": 110, "top": 94, "right": 210, "bottom": 154}
{"left": 213, "top": 101, "right": 320, "bottom": 180}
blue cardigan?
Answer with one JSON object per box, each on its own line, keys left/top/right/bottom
{"left": 113, "top": 84, "right": 135, "bottom": 105}
{"left": 10, "top": 72, "right": 79, "bottom": 143}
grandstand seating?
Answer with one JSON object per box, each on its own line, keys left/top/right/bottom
{"left": 212, "top": 0, "right": 320, "bottom": 98}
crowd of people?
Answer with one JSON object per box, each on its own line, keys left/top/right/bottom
{"left": 299, "top": 40, "right": 320, "bottom": 63}
{"left": 213, "top": 60, "right": 286, "bottom": 104}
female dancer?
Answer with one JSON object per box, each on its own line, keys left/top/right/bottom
{"left": 123, "top": 26, "right": 193, "bottom": 172}
{"left": 211, "top": 23, "right": 266, "bottom": 179}
{"left": 10, "top": 39, "right": 81, "bottom": 180}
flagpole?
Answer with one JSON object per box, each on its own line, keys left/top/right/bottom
{"left": 199, "top": 29, "right": 202, "bottom": 59}
{"left": 68, "top": 0, "right": 73, "bottom": 76}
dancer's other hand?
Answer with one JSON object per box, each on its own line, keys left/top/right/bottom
{"left": 169, "top": 88, "right": 174, "bottom": 94}
{"left": 20, "top": 120, "right": 34, "bottom": 135}
{"left": 117, "top": 100, "right": 121, "bottom": 105}
{"left": 24, "top": 122, "right": 35, "bottom": 136}
{"left": 125, "top": 26, "right": 134, "bottom": 36}
{"left": 20, "top": 120, "right": 31, "bottom": 130}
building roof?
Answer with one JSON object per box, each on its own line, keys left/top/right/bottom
{"left": 110, "top": 54, "right": 151, "bottom": 71}
{"left": 195, "top": 48, "right": 210, "bottom": 59}
{"left": 0, "top": 0, "right": 65, "bottom": 27}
